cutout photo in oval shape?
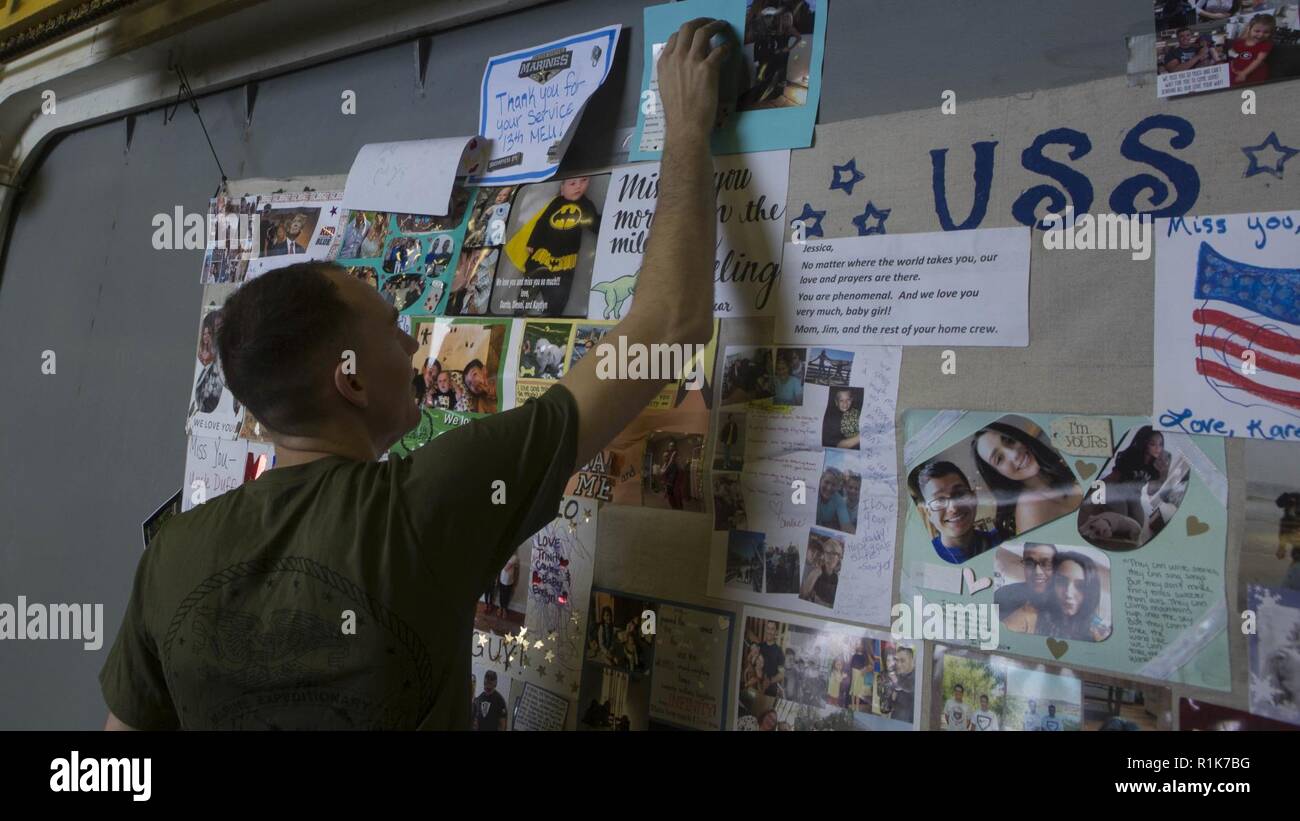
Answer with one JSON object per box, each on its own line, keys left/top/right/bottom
{"left": 907, "top": 414, "right": 1082, "bottom": 565}
{"left": 994, "top": 542, "right": 1112, "bottom": 642}
{"left": 1076, "top": 425, "right": 1192, "bottom": 551}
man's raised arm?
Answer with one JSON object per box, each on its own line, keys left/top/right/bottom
{"left": 559, "top": 18, "right": 729, "bottom": 465}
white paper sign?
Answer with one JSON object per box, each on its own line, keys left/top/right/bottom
{"left": 775, "top": 227, "right": 1031, "bottom": 346}
{"left": 589, "top": 151, "right": 790, "bottom": 319}
{"left": 341, "top": 137, "right": 483, "bottom": 216}
{"left": 472, "top": 25, "right": 621, "bottom": 185}
{"left": 1154, "top": 210, "right": 1300, "bottom": 441}
{"left": 182, "top": 435, "right": 249, "bottom": 512}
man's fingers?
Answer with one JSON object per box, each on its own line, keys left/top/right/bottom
{"left": 662, "top": 30, "right": 679, "bottom": 58}
{"left": 690, "top": 20, "right": 730, "bottom": 60}
{"left": 704, "top": 40, "right": 730, "bottom": 71}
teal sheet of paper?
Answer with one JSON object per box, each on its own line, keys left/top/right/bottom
{"left": 332, "top": 196, "right": 475, "bottom": 318}
{"left": 630, "top": 0, "right": 826, "bottom": 159}
{"left": 899, "top": 410, "right": 1231, "bottom": 691}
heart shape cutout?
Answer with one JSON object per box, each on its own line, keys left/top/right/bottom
{"left": 1046, "top": 637, "right": 1069, "bottom": 659}
{"left": 1186, "top": 516, "right": 1210, "bottom": 536}
{"left": 1075, "top": 460, "right": 1097, "bottom": 479}
{"left": 962, "top": 566, "right": 992, "bottom": 595}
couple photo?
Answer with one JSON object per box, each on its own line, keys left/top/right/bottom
{"left": 995, "top": 542, "right": 1113, "bottom": 642}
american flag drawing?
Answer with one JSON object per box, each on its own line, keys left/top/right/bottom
{"left": 1193, "top": 242, "right": 1300, "bottom": 415}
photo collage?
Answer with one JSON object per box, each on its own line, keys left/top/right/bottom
{"left": 736, "top": 609, "right": 918, "bottom": 731}
{"left": 900, "top": 411, "right": 1230, "bottom": 686}
{"left": 710, "top": 344, "right": 901, "bottom": 625}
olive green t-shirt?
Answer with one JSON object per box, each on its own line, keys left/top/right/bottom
{"left": 99, "top": 384, "right": 578, "bottom": 730}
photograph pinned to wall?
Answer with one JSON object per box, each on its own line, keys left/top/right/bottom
{"left": 490, "top": 174, "right": 607, "bottom": 317}
{"left": 932, "top": 644, "right": 1174, "bottom": 731}
{"left": 518, "top": 320, "right": 572, "bottom": 381}
{"left": 463, "top": 185, "right": 518, "bottom": 249}
{"left": 905, "top": 413, "right": 1083, "bottom": 566}
{"left": 934, "top": 647, "right": 1077, "bottom": 730}
{"left": 1240, "top": 440, "right": 1300, "bottom": 611}
{"left": 993, "top": 542, "right": 1114, "bottom": 643}
{"left": 186, "top": 290, "right": 243, "bottom": 440}
{"left": 720, "top": 346, "right": 774, "bottom": 407}
{"left": 243, "top": 191, "right": 344, "bottom": 280}
{"left": 199, "top": 193, "right": 257, "bottom": 284}
{"left": 815, "top": 448, "right": 863, "bottom": 535}
{"left": 1155, "top": 210, "right": 1300, "bottom": 441}
{"left": 472, "top": 25, "right": 622, "bottom": 185}
{"left": 736, "top": 608, "right": 920, "bottom": 731}
{"left": 708, "top": 345, "right": 901, "bottom": 626}
{"left": 563, "top": 320, "right": 718, "bottom": 510}
{"left": 631, "top": 0, "right": 826, "bottom": 157}
{"left": 336, "top": 211, "right": 390, "bottom": 260}
{"left": 579, "top": 589, "right": 733, "bottom": 730}
{"left": 142, "top": 489, "right": 182, "bottom": 550}
{"left": 713, "top": 472, "right": 748, "bottom": 531}
{"left": 799, "top": 527, "right": 844, "bottom": 608}
{"left": 899, "top": 410, "right": 1229, "bottom": 689}
{"left": 1154, "top": 2, "right": 1300, "bottom": 98}
{"left": 1179, "top": 697, "right": 1299, "bottom": 730}
{"left": 1247, "top": 584, "right": 1300, "bottom": 726}
{"left": 1077, "top": 425, "right": 1193, "bottom": 551}
{"left": 930, "top": 646, "right": 1175, "bottom": 732}
{"left": 469, "top": 653, "right": 518, "bottom": 732}
{"left": 715, "top": 410, "right": 746, "bottom": 471}
{"left": 724, "top": 530, "right": 765, "bottom": 593}
{"left": 392, "top": 317, "right": 512, "bottom": 457}
{"left": 590, "top": 151, "right": 790, "bottom": 318}
{"left": 447, "top": 247, "right": 500, "bottom": 316}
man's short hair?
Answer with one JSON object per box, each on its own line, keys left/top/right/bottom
{"left": 217, "top": 262, "right": 354, "bottom": 434}
{"left": 484, "top": 670, "right": 497, "bottom": 682}
{"left": 953, "top": 684, "right": 964, "bottom": 693}
{"left": 908, "top": 460, "right": 968, "bottom": 503}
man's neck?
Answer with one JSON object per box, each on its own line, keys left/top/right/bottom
{"left": 271, "top": 426, "right": 378, "bottom": 467}
{"left": 939, "top": 531, "right": 974, "bottom": 550}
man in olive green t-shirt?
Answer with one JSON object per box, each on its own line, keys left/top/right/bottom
{"left": 99, "top": 18, "right": 732, "bottom": 730}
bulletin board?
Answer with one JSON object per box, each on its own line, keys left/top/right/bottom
{"left": 2, "top": 0, "right": 1297, "bottom": 729}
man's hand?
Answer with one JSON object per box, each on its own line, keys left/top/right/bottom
{"left": 657, "top": 18, "right": 730, "bottom": 140}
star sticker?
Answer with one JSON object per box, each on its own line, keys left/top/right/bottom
{"left": 852, "top": 201, "right": 892, "bottom": 236}
{"left": 330, "top": 206, "right": 338, "bottom": 216}
{"left": 554, "top": 671, "right": 565, "bottom": 684}
{"left": 547, "top": 631, "right": 558, "bottom": 643}
{"left": 1242, "top": 132, "right": 1299, "bottom": 179}
{"left": 533, "top": 640, "right": 544, "bottom": 650}
{"left": 545, "top": 650, "right": 556, "bottom": 663}
{"left": 536, "top": 666, "right": 547, "bottom": 678}
{"left": 791, "top": 203, "right": 826, "bottom": 239}
{"left": 478, "top": 633, "right": 490, "bottom": 647}
{"left": 570, "top": 683, "right": 579, "bottom": 695}
{"left": 829, "top": 159, "right": 865, "bottom": 195}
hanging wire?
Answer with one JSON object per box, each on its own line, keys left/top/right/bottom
{"left": 163, "top": 64, "right": 228, "bottom": 196}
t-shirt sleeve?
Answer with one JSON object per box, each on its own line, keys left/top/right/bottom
{"left": 98, "top": 546, "right": 180, "bottom": 730}
{"left": 396, "top": 382, "right": 579, "bottom": 598}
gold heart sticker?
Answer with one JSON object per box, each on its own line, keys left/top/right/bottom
{"left": 1046, "top": 637, "right": 1069, "bottom": 659}
{"left": 1075, "top": 460, "right": 1097, "bottom": 480}
{"left": 1186, "top": 516, "right": 1210, "bottom": 536}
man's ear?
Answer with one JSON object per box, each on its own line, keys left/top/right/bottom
{"left": 333, "top": 358, "right": 368, "bottom": 409}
